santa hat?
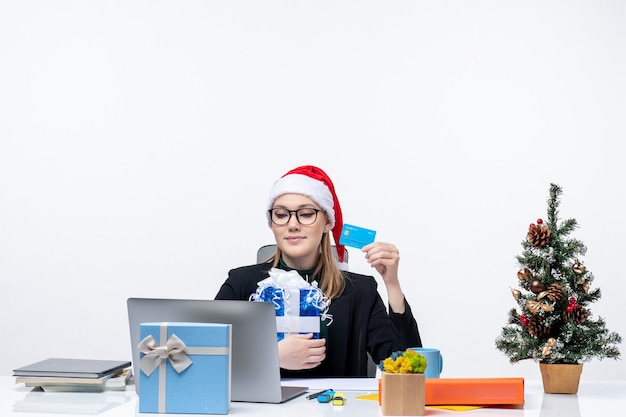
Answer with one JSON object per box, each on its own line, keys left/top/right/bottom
{"left": 267, "top": 165, "right": 346, "bottom": 263}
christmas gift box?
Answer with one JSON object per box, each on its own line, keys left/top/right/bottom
{"left": 251, "top": 268, "right": 331, "bottom": 341}
{"left": 138, "top": 322, "right": 231, "bottom": 414}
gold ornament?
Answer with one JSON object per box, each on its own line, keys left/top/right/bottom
{"left": 530, "top": 279, "right": 546, "bottom": 294}
{"left": 572, "top": 259, "right": 586, "bottom": 274}
{"left": 576, "top": 277, "right": 590, "bottom": 293}
{"left": 517, "top": 268, "right": 531, "bottom": 281}
{"left": 510, "top": 288, "right": 522, "bottom": 299}
{"left": 542, "top": 338, "right": 557, "bottom": 356}
{"left": 582, "top": 281, "right": 590, "bottom": 293}
{"left": 526, "top": 300, "right": 554, "bottom": 314}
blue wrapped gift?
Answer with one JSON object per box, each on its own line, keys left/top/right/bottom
{"left": 251, "top": 268, "right": 330, "bottom": 341}
{"left": 138, "top": 322, "right": 231, "bottom": 414}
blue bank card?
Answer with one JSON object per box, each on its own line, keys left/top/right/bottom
{"left": 339, "top": 224, "right": 376, "bottom": 249}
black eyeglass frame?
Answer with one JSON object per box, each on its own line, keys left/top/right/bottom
{"left": 268, "top": 208, "right": 321, "bottom": 226}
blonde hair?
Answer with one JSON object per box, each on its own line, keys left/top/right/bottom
{"left": 269, "top": 232, "right": 345, "bottom": 300}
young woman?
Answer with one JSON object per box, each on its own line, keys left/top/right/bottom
{"left": 215, "top": 165, "right": 422, "bottom": 377}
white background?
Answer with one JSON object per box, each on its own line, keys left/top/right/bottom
{"left": 1, "top": 1, "right": 624, "bottom": 381}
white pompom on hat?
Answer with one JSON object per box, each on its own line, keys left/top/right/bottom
{"left": 266, "top": 165, "right": 346, "bottom": 263}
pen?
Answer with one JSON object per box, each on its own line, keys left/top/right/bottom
{"left": 306, "top": 388, "right": 332, "bottom": 400}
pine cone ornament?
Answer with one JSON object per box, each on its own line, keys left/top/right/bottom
{"left": 563, "top": 306, "right": 589, "bottom": 324}
{"left": 527, "top": 223, "right": 551, "bottom": 247}
{"left": 537, "top": 283, "right": 565, "bottom": 302}
{"left": 527, "top": 315, "right": 550, "bottom": 337}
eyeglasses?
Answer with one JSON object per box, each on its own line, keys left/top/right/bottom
{"left": 268, "top": 208, "right": 321, "bottom": 226}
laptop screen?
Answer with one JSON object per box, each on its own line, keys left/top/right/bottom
{"left": 126, "top": 298, "right": 307, "bottom": 403}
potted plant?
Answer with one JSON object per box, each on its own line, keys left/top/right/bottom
{"left": 378, "top": 350, "right": 427, "bottom": 415}
{"left": 495, "top": 184, "right": 622, "bottom": 393}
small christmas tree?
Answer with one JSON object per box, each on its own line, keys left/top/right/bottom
{"left": 495, "top": 183, "right": 621, "bottom": 364}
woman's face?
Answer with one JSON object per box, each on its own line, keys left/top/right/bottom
{"left": 270, "top": 193, "right": 330, "bottom": 270}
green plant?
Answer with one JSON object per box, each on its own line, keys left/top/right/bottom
{"left": 495, "top": 183, "right": 621, "bottom": 364}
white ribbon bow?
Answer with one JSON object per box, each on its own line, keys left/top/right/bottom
{"left": 138, "top": 333, "right": 193, "bottom": 376}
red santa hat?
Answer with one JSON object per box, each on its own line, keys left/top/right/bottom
{"left": 267, "top": 165, "right": 346, "bottom": 263}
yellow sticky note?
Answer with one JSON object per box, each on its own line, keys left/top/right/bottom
{"left": 355, "top": 394, "right": 379, "bottom": 401}
{"left": 355, "top": 394, "right": 484, "bottom": 412}
{"left": 429, "top": 405, "right": 484, "bottom": 411}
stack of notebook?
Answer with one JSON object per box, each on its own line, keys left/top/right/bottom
{"left": 13, "top": 358, "right": 132, "bottom": 392}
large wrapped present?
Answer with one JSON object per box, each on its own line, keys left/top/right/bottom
{"left": 138, "top": 322, "right": 231, "bottom": 414}
{"left": 251, "top": 268, "right": 331, "bottom": 341}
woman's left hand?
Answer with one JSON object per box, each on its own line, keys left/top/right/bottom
{"left": 362, "top": 242, "right": 400, "bottom": 285}
{"left": 362, "top": 241, "right": 405, "bottom": 313}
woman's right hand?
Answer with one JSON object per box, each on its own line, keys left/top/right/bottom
{"left": 278, "top": 333, "right": 326, "bottom": 370}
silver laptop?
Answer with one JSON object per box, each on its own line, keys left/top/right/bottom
{"left": 126, "top": 298, "right": 308, "bottom": 403}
